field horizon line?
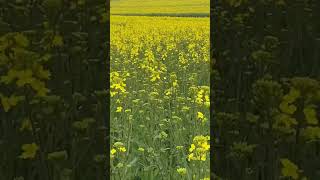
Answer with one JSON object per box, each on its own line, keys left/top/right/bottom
{"left": 110, "top": 13, "right": 210, "bottom": 17}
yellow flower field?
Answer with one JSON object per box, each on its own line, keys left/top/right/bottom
{"left": 110, "top": 15, "right": 210, "bottom": 179}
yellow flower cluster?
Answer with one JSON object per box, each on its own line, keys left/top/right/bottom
{"left": 195, "top": 86, "right": 210, "bottom": 108}
{"left": 110, "top": 142, "right": 126, "bottom": 159}
{"left": 110, "top": 72, "right": 128, "bottom": 97}
{"left": 188, "top": 135, "right": 210, "bottom": 161}
{"left": 197, "top": 111, "right": 208, "bottom": 123}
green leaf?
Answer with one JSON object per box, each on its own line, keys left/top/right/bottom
{"left": 283, "top": 88, "right": 300, "bottom": 103}
{"left": 301, "top": 127, "right": 320, "bottom": 140}
{"left": 246, "top": 113, "right": 259, "bottom": 123}
{"left": 72, "top": 118, "right": 95, "bottom": 130}
{"left": 43, "top": 0, "right": 62, "bottom": 9}
{"left": 19, "top": 143, "right": 39, "bottom": 159}
{"left": 275, "top": 0, "right": 286, "bottom": 6}
{"left": 60, "top": 168, "right": 72, "bottom": 180}
{"left": 13, "top": 176, "right": 24, "bottom": 180}
{"left": 279, "top": 102, "right": 297, "bottom": 115}
{"left": 72, "top": 121, "right": 88, "bottom": 130}
{"left": 280, "top": 158, "right": 299, "bottom": 179}
{"left": 14, "top": 33, "right": 29, "bottom": 47}
{"left": 47, "top": 150, "right": 68, "bottom": 161}
{"left": 273, "top": 113, "right": 297, "bottom": 134}
{"left": 303, "top": 106, "right": 318, "bottom": 125}
{"left": 251, "top": 50, "right": 272, "bottom": 62}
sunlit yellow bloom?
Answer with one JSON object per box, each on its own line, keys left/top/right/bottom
{"left": 113, "top": 142, "right": 126, "bottom": 153}
{"left": 188, "top": 135, "right": 210, "bottom": 161}
{"left": 189, "top": 144, "right": 195, "bottom": 152}
{"left": 201, "top": 154, "right": 206, "bottom": 161}
{"left": 119, "top": 147, "right": 126, "bottom": 152}
{"left": 188, "top": 153, "right": 194, "bottom": 161}
{"left": 116, "top": 106, "right": 123, "bottom": 112}
{"left": 111, "top": 148, "right": 117, "bottom": 155}
{"left": 202, "top": 142, "right": 210, "bottom": 151}
{"left": 197, "top": 112, "right": 204, "bottom": 119}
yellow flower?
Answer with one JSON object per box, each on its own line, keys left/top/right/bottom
{"left": 110, "top": 92, "right": 117, "bottom": 97}
{"left": 116, "top": 106, "right": 123, "bottom": 112}
{"left": 197, "top": 112, "right": 204, "bottom": 119}
{"left": 111, "top": 148, "right": 117, "bottom": 155}
{"left": 188, "top": 153, "right": 194, "bottom": 161}
{"left": 188, "top": 135, "right": 210, "bottom": 161}
{"left": 138, "top": 147, "right": 145, "bottom": 152}
{"left": 113, "top": 142, "right": 126, "bottom": 153}
{"left": 176, "top": 168, "right": 187, "bottom": 175}
{"left": 189, "top": 144, "right": 195, "bottom": 152}
{"left": 119, "top": 147, "right": 126, "bottom": 152}
{"left": 201, "top": 154, "right": 207, "bottom": 161}
{"left": 201, "top": 142, "right": 210, "bottom": 151}
{"left": 205, "top": 95, "right": 209, "bottom": 101}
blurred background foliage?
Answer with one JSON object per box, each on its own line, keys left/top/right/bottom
{"left": 0, "top": 0, "right": 109, "bottom": 179}
{"left": 211, "top": 0, "right": 320, "bottom": 179}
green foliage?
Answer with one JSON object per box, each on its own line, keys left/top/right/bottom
{"left": 72, "top": 118, "right": 96, "bottom": 131}
{"left": 47, "top": 150, "right": 68, "bottom": 161}
{"left": 280, "top": 158, "right": 300, "bottom": 179}
{"left": 229, "top": 142, "right": 256, "bottom": 159}
{"left": 301, "top": 127, "right": 320, "bottom": 141}
{"left": 303, "top": 105, "right": 318, "bottom": 125}
{"left": 19, "top": 143, "right": 39, "bottom": 159}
